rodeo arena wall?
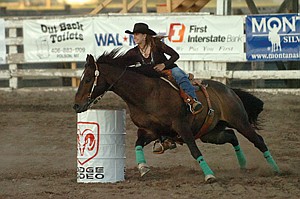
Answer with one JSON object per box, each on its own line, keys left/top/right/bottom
{"left": 0, "top": 13, "right": 299, "bottom": 94}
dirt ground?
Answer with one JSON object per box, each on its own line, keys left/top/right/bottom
{"left": 0, "top": 89, "right": 299, "bottom": 199}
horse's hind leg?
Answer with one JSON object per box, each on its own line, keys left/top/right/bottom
{"left": 201, "top": 128, "right": 247, "bottom": 169}
{"left": 235, "top": 123, "right": 280, "bottom": 173}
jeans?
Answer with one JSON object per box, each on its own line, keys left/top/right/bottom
{"left": 171, "top": 67, "right": 198, "bottom": 100}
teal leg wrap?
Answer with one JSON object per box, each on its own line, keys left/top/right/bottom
{"left": 263, "top": 151, "right": 280, "bottom": 173}
{"left": 234, "top": 145, "right": 247, "bottom": 169}
{"left": 197, "top": 156, "right": 214, "bottom": 176}
{"left": 135, "top": 146, "right": 146, "bottom": 164}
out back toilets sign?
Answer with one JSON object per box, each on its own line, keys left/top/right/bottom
{"left": 246, "top": 14, "right": 300, "bottom": 61}
{"left": 23, "top": 18, "right": 94, "bottom": 62}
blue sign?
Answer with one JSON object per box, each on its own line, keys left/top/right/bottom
{"left": 246, "top": 14, "right": 300, "bottom": 61}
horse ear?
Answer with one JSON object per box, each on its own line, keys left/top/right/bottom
{"left": 86, "top": 54, "right": 95, "bottom": 64}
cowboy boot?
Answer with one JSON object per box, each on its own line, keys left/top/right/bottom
{"left": 192, "top": 99, "right": 204, "bottom": 115}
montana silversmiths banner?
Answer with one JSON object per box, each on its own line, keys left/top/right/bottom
{"left": 0, "top": 18, "right": 6, "bottom": 64}
{"left": 246, "top": 14, "right": 300, "bottom": 61}
{"left": 165, "top": 15, "right": 245, "bottom": 61}
{"left": 23, "top": 18, "right": 94, "bottom": 62}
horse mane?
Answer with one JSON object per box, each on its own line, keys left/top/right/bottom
{"left": 96, "top": 48, "right": 161, "bottom": 78}
{"left": 96, "top": 48, "right": 134, "bottom": 68}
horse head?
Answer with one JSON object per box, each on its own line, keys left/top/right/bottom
{"left": 73, "top": 54, "right": 109, "bottom": 113}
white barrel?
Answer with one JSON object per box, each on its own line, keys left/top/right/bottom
{"left": 77, "top": 109, "right": 126, "bottom": 183}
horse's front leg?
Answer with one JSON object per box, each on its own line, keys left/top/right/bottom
{"left": 176, "top": 123, "right": 216, "bottom": 182}
{"left": 135, "top": 128, "right": 157, "bottom": 177}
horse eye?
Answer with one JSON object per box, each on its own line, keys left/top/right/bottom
{"left": 85, "top": 78, "right": 92, "bottom": 83}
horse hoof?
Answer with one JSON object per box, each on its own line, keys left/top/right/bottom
{"left": 205, "top": 174, "right": 216, "bottom": 183}
{"left": 140, "top": 167, "right": 150, "bottom": 177}
{"left": 138, "top": 163, "right": 150, "bottom": 177}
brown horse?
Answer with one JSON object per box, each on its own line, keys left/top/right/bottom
{"left": 73, "top": 51, "right": 280, "bottom": 182}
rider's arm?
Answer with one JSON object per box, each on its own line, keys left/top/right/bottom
{"left": 160, "top": 43, "right": 179, "bottom": 69}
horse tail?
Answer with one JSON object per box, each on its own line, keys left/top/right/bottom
{"left": 232, "top": 89, "right": 264, "bottom": 129}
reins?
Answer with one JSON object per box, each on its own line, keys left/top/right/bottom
{"left": 87, "top": 61, "right": 128, "bottom": 109}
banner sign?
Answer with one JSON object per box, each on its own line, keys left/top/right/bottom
{"left": 246, "top": 14, "right": 300, "bottom": 61}
{"left": 93, "top": 15, "right": 167, "bottom": 55}
{"left": 165, "top": 15, "right": 245, "bottom": 61}
{"left": 23, "top": 18, "right": 94, "bottom": 62}
{"left": 92, "top": 15, "right": 244, "bottom": 61}
{"left": 0, "top": 19, "right": 6, "bottom": 64}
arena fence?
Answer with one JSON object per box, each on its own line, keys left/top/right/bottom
{"left": 1, "top": 16, "right": 299, "bottom": 95}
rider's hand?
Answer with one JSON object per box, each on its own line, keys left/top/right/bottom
{"left": 153, "top": 63, "right": 165, "bottom": 72}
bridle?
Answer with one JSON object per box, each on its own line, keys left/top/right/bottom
{"left": 86, "top": 61, "right": 128, "bottom": 109}
{"left": 89, "top": 62, "right": 100, "bottom": 99}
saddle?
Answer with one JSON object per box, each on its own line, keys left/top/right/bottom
{"left": 160, "top": 69, "right": 215, "bottom": 139}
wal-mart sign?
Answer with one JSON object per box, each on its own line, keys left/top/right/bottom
{"left": 246, "top": 14, "right": 300, "bottom": 61}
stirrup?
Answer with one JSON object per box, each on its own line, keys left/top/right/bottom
{"left": 193, "top": 100, "right": 204, "bottom": 114}
{"left": 188, "top": 100, "right": 203, "bottom": 115}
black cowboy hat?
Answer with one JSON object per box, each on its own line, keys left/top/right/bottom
{"left": 125, "top": 23, "right": 156, "bottom": 35}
